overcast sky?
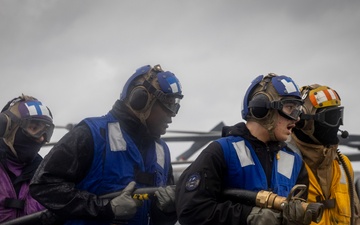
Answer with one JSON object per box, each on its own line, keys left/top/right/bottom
{"left": 1, "top": 0, "right": 360, "bottom": 162}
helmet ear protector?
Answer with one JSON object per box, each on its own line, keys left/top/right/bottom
{"left": 249, "top": 93, "right": 271, "bottom": 119}
{"left": 128, "top": 86, "right": 151, "bottom": 111}
{"left": 121, "top": 65, "right": 183, "bottom": 114}
{"left": 125, "top": 65, "right": 162, "bottom": 112}
{"left": 0, "top": 96, "right": 26, "bottom": 137}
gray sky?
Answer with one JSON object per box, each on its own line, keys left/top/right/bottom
{"left": 1, "top": 0, "right": 360, "bottom": 162}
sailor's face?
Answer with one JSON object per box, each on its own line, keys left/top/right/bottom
{"left": 273, "top": 110, "right": 298, "bottom": 141}
{"left": 146, "top": 101, "right": 174, "bottom": 137}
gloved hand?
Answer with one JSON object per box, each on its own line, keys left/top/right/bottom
{"left": 154, "top": 185, "right": 176, "bottom": 213}
{"left": 282, "top": 199, "right": 312, "bottom": 225}
{"left": 247, "top": 207, "right": 281, "bottom": 225}
{"left": 110, "top": 181, "right": 142, "bottom": 220}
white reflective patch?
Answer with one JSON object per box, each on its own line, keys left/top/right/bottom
{"left": 340, "top": 165, "right": 347, "bottom": 184}
{"left": 26, "top": 102, "right": 51, "bottom": 118}
{"left": 170, "top": 82, "right": 179, "bottom": 93}
{"left": 278, "top": 151, "right": 294, "bottom": 179}
{"left": 314, "top": 91, "right": 328, "bottom": 104}
{"left": 155, "top": 142, "right": 165, "bottom": 169}
{"left": 281, "top": 79, "right": 297, "bottom": 94}
{"left": 108, "top": 122, "right": 127, "bottom": 151}
{"left": 233, "top": 140, "right": 254, "bottom": 167}
{"left": 328, "top": 89, "right": 337, "bottom": 100}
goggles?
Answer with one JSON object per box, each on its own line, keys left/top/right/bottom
{"left": 19, "top": 118, "right": 54, "bottom": 142}
{"left": 301, "top": 106, "right": 344, "bottom": 127}
{"left": 143, "top": 78, "right": 183, "bottom": 115}
{"left": 270, "top": 99, "right": 303, "bottom": 121}
{"left": 157, "top": 94, "right": 182, "bottom": 115}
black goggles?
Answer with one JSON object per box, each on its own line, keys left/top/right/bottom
{"left": 143, "top": 79, "right": 183, "bottom": 115}
{"left": 301, "top": 106, "right": 344, "bottom": 127}
{"left": 270, "top": 99, "right": 303, "bottom": 121}
{"left": 20, "top": 118, "right": 55, "bottom": 142}
{"left": 157, "top": 94, "right": 182, "bottom": 115}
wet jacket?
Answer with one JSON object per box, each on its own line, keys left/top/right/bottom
{"left": 290, "top": 135, "right": 360, "bottom": 225}
{"left": 218, "top": 136, "right": 302, "bottom": 197}
{"left": 30, "top": 100, "right": 177, "bottom": 225}
{"left": 0, "top": 141, "right": 44, "bottom": 222}
{"left": 176, "top": 122, "right": 309, "bottom": 225}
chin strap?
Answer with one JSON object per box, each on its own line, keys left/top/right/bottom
{"left": 125, "top": 98, "right": 157, "bottom": 129}
{"left": 263, "top": 110, "right": 278, "bottom": 141}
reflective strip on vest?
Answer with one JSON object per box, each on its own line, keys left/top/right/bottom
{"left": 108, "top": 122, "right": 127, "bottom": 151}
{"left": 233, "top": 140, "right": 254, "bottom": 167}
{"left": 278, "top": 151, "right": 294, "bottom": 179}
{"left": 155, "top": 142, "right": 165, "bottom": 169}
{"left": 340, "top": 164, "right": 347, "bottom": 184}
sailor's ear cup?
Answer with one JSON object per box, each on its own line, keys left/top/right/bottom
{"left": 128, "top": 86, "right": 150, "bottom": 111}
{"left": 249, "top": 94, "right": 270, "bottom": 119}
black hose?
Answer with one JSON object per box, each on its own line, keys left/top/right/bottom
{"left": 0, "top": 186, "right": 167, "bottom": 225}
{"left": 337, "top": 149, "right": 355, "bottom": 225}
{"left": 223, "top": 189, "right": 258, "bottom": 206}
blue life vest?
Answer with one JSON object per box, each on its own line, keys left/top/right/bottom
{"left": 217, "top": 136, "right": 302, "bottom": 197}
{"left": 65, "top": 113, "right": 171, "bottom": 225}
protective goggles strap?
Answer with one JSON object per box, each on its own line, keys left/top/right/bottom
{"left": 300, "top": 107, "right": 343, "bottom": 127}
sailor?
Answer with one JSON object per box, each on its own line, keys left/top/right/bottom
{"left": 30, "top": 64, "right": 183, "bottom": 225}
{"left": 176, "top": 73, "right": 310, "bottom": 225}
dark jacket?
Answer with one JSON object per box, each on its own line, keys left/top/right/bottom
{"left": 30, "top": 100, "right": 177, "bottom": 225}
{"left": 175, "top": 122, "right": 309, "bottom": 225}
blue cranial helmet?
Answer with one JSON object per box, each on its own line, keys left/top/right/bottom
{"left": 241, "top": 73, "right": 302, "bottom": 121}
{"left": 120, "top": 64, "right": 183, "bottom": 116}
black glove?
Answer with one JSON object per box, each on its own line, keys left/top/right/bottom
{"left": 154, "top": 186, "right": 176, "bottom": 213}
{"left": 282, "top": 199, "right": 312, "bottom": 225}
{"left": 110, "top": 181, "right": 142, "bottom": 220}
{"left": 247, "top": 207, "right": 281, "bottom": 225}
